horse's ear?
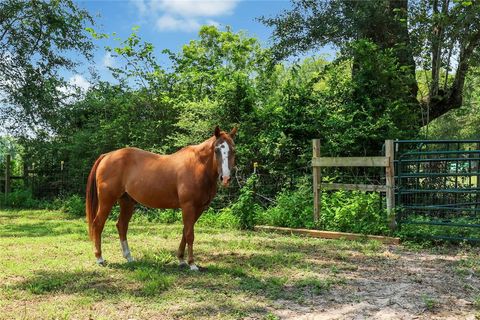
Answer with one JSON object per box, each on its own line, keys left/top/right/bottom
{"left": 230, "top": 127, "right": 237, "bottom": 139}
{"left": 214, "top": 126, "right": 221, "bottom": 138}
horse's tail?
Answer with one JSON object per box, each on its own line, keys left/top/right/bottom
{"left": 86, "top": 154, "right": 106, "bottom": 240}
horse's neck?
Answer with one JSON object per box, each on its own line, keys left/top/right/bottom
{"left": 195, "top": 136, "right": 218, "bottom": 177}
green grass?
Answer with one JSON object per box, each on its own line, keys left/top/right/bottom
{"left": 0, "top": 209, "right": 390, "bottom": 319}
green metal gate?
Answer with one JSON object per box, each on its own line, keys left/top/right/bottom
{"left": 395, "top": 140, "right": 480, "bottom": 242}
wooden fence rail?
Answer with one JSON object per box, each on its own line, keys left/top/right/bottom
{"left": 312, "top": 139, "right": 396, "bottom": 230}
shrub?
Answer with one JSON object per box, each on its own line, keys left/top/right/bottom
{"left": 258, "top": 177, "right": 315, "bottom": 229}
{"left": 61, "top": 195, "right": 85, "bottom": 217}
{"left": 395, "top": 215, "right": 480, "bottom": 242}
{"left": 197, "top": 207, "right": 240, "bottom": 229}
{"left": 46, "top": 194, "right": 85, "bottom": 217}
{"left": 130, "top": 208, "right": 181, "bottom": 224}
{"left": 0, "top": 190, "right": 43, "bottom": 209}
{"left": 231, "top": 174, "right": 260, "bottom": 230}
{"left": 321, "top": 190, "right": 390, "bottom": 235}
{"left": 152, "top": 209, "right": 182, "bottom": 224}
{"left": 257, "top": 177, "right": 390, "bottom": 235}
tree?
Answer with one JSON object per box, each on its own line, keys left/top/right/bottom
{"left": 0, "top": 0, "right": 94, "bottom": 133}
{"left": 165, "top": 26, "right": 267, "bottom": 146}
{"left": 261, "top": 0, "right": 480, "bottom": 127}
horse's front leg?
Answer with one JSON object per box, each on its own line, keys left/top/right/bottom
{"left": 180, "top": 204, "right": 200, "bottom": 271}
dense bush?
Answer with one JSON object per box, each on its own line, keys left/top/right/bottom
{"left": 56, "top": 195, "right": 85, "bottom": 217}
{"left": 197, "top": 207, "right": 240, "bottom": 229}
{"left": 257, "top": 178, "right": 391, "bottom": 236}
{"left": 231, "top": 174, "right": 260, "bottom": 230}
{"left": 396, "top": 215, "right": 480, "bottom": 242}
{"left": 257, "top": 177, "right": 315, "bottom": 229}
{"left": 321, "top": 190, "right": 390, "bottom": 236}
{"left": 0, "top": 190, "right": 44, "bottom": 209}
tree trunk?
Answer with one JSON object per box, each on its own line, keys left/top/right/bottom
{"left": 388, "top": 0, "right": 419, "bottom": 100}
{"left": 428, "top": 29, "right": 480, "bottom": 122}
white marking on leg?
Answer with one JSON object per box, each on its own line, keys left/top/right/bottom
{"left": 121, "top": 240, "right": 134, "bottom": 262}
{"left": 96, "top": 257, "right": 105, "bottom": 265}
{"left": 189, "top": 263, "right": 199, "bottom": 271}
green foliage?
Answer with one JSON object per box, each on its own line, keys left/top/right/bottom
{"left": 56, "top": 195, "right": 85, "bottom": 217}
{"left": 153, "top": 209, "right": 182, "bottom": 224}
{"left": 13, "top": 26, "right": 418, "bottom": 204}
{"left": 0, "top": 190, "right": 43, "bottom": 209}
{"left": 231, "top": 174, "right": 260, "bottom": 230}
{"left": 422, "top": 68, "right": 480, "bottom": 139}
{"left": 262, "top": 0, "right": 480, "bottom": 127}
{"left": 474, "top": 295, "right": 480, "bottom": 311}
{"left": 396, "top": 215, "right": 480, "bottom": 241}
{"left": 7, "top": 24, "right": 478, "bottom": 240}
{"left": 258, "top": 178, "right": 315, "bottom": 229}
{"left": 0, "top": 0, "right": 94, "bottom": 133}
{"left": 321, "top": 190, "right": 390, "bottom": 236}
{"left": 132, "top": 207, "right": 239, "bottom": 229}
{"left": 257, "top": 178, "right": 390, "bottom": 236}
{"left": 197, "top": 207, "right": 240, "bottom": 229}
{"left": 421, "top": 294, "right": 439, "bottom": 311}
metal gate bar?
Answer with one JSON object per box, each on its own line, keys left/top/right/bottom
{"left": 395, "top": 140, "right": 480, "bottom": 242}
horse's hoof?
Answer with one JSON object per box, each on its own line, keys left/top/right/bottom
{"left": 126, "top": 255, "right": 135, "bottom": 263}
{"left": 96, "top": 257, "right": 106, "bottom": 266}
{"left": 189, "top": 264, "right": 199, "bottom": 271}
{"left": 179, "top": 261, "right": 188, "bottom": 268}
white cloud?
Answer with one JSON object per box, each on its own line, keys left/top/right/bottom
{"left": 130, "top": 0, "right": 238, "bottom": 32}
{"left": 56, "top": 74, "right": 90, "bottom": 104}
{"left": 156, "top": 15, "right": 201, "bottom": 32}
{"left": 131, "top": 0, "right": 148, "bottom": 15}
{"left": 157, "top": 0, "right": 238, "bottom": 18}
{"left": 102, "top": 52, "right": 115, "bottom": 68}
{"left": 69, "top": 74, "right": 91, "bottom": 92}
{"left": 205, "top": 19, "right": 220, "bottom": 27}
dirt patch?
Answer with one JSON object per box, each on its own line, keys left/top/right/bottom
{"left": 272, "top": 245, "right": 479, "bottom": 319}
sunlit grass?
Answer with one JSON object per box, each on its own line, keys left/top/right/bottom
{"left": 0, "top": 209, "right": 392, "bottom": 319}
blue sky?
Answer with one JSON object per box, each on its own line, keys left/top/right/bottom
{"left": 69, "top": 0, "right": 311, "bottom": 89}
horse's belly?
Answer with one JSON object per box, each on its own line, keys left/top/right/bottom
{"left": 126, "top": 180, "right": 180, "bottom": 209}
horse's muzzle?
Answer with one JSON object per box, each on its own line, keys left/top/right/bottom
{"left": 222, "top": 176, "right": 231, "bottom": 187}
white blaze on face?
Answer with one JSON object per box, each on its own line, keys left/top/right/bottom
{"left": 218, "top": 141, "right": 231, "bottom": 178}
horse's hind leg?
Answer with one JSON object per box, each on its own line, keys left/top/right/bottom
{"left": 92, "top": 196, "right": 115, "bottom": 265}
{"left": 177, "top": 227, "right": 187, "bottom": 267}
{"left": 117, "top": 194, "right": 136, "bottom": 262}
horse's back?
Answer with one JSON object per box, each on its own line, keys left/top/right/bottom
{"left": 96, "top": 147, "right": 182, "bottom": 208}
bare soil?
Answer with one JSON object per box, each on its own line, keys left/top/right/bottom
{"left": 273, "top": 245, "right": 479, "bottom": 320}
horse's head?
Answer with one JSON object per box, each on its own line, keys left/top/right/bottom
{"left": 214, "top": 126, "right": 237, "bottom": 187}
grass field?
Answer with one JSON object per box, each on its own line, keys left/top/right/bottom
{"left": 0, "top": 209, "right": 479, "bottom": 319}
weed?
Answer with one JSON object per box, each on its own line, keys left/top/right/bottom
{"left": 474, "top": 296, "right": 480, "bottom": 310}
{"left": 263, "top": 313, "right": 280, "bottom": 320}
{"left": 421, "top": 294, "right": 438, "bottom": 311}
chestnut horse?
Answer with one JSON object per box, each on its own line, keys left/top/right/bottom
{"left": 86, "top": 126, "right": 236, "bottom": 270}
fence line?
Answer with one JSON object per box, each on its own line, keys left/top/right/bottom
{"left": 311, "top": 139, "right": 396, "bottom": 230}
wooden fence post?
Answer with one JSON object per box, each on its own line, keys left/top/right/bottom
{"left": 5, "top": 154, "right": 11, "bottom": 195}
{"left": 385, "top": 140, "right": 396, "bottom": 230}
{"left": 312, "top": 139, "right": 321, "bottom": 225}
